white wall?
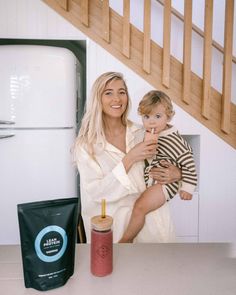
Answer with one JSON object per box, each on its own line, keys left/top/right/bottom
{"left": 0, "top": 0, "right": 236, "bottom": 242}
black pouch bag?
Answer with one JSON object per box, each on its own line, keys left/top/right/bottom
{"left": 17, "top": 197, "right": 79, "bottom": 291}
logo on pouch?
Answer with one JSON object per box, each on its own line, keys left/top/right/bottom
{"left": 34, "top": 225, "right": 67, "bottom": 263}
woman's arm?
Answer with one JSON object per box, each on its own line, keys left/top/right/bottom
{"left": 76, "top": 149, "right": 133, "bottom": 203}
{"left": 76, "top": 145, "right": 148, "bottom": 204}
{"left": 149, "top": 160, "right": 182, "bottom": 184}
{"left": 76, "top": 140, "right": 157, "bottom": 204}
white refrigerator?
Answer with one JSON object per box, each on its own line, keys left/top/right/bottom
{"left": 0, "top": 45, "right": 78, "bottom": 244}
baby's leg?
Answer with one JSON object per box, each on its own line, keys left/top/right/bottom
{"left": 119, "top": 184, "right": 166, "bottom": 243}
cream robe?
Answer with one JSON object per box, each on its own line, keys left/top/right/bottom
{"left": 76, "top": 121, "right": 175, "bottom": 243}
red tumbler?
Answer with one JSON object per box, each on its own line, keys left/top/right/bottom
{"left": 90, "top": 215, "right": 113, "bottom": 277}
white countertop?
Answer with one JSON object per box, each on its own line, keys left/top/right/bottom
{"left": 0, "top": 243, "right": 235, "bottom": 295}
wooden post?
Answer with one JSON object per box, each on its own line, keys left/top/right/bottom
{"left": 57, "top": 0, "right": 68, "bottom": 11}
{"left": 183, "top": 0, "right": 192, "bottom": 104}
{"left": 81, "top": 0, "right": 89, "bottom": 26}
{"left": 102, "top": 0, "right": 110, "bottom": 43}
{"left": 143, "top": 0, "right": 151, "bottom": 73}
{"left": 202, "top": 0, "right": 213, "bottom": 119}
{"left": 123, "top": 0, "right": 130, "bottom": 58}
{"left": 162, "top": 0, "right": 171, "bottom": 88}
{"left": 221, "top": 0, "right": 234, "bottom": 133}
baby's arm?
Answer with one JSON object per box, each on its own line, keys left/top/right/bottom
{"left": 177, "top": 148, "right": 197, "bottom": 200}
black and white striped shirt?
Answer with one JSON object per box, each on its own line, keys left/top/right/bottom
{"left": 144, "top": 126, "right": 197, "bottom": 198}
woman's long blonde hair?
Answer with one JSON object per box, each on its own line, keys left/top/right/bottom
{"left": 74, "top": 72, "right": 131, "bottom": 158}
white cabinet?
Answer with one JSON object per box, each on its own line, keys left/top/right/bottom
{"left": 169, "top": 192, "right": 199, "bottom": 242}
{"left": 169, "top": 135, "right": 200, "bottom": 242}
{"left": 0, "top": 129, "right": 77, "bottom": 244}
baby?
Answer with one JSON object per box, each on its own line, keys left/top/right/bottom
{"left": 119, "top": 90, "right": 197, "bottom": 243}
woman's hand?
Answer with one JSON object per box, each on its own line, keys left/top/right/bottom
{"left": 149, "top": 160, "right": 182, "bottom": 184}
{"left": 128, "top": 140, "right": 157, "bottom": 161}
{"left": 122, "top": 140, "right": 157, "bottom": 172}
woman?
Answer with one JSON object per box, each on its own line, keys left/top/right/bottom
{"left": 74, "top": 72, "right": 181, "bottom": 243}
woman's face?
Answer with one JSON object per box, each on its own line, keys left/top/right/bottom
{"left": 101, "top": 79, "right": 128, "bottom": 120}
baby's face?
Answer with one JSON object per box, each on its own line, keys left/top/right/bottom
{"left": 142, "top": 103, "right": 169, "bottom": 134}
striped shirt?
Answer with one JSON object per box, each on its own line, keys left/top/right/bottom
{"left": 144, "top": 125, "right": 197, "bottom": 199}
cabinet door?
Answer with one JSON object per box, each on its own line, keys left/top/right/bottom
{"left": 169, "top": 192, "right": 199, "bottom": 242}
{"left": 0, "top": 129, "right": 77, "bottom": 244}
{"left": 0, "top": 45, "right": 76, "bottom": 128}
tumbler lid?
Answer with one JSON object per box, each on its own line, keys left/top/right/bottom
{"left": 91, "top": 215, "right": 113, "bottom": 231}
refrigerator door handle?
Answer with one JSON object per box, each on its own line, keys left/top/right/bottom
{"left": 0, "top": 120, "right": 15, "bottom": 125}
{"left": 0, "top": 134, "right": 15, "bottom": 139}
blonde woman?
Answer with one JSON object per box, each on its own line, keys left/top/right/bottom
{"left": 74, "top": 72, "right": 181, "bottom": 243}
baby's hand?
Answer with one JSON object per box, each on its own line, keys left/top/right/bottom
{"left": 179, "top": 190, "right": 192, "bottom": 200}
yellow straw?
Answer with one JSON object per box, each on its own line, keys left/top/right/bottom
{"left": 101, "top": 199, "right": 106, "bottom": 218}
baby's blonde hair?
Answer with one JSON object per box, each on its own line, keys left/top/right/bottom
{"left": 138, "top": 90, "right": 175, "bottom": 120}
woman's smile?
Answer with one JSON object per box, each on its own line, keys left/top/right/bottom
{"left": 111, "top": 104, "right": 122, "bottom": 109}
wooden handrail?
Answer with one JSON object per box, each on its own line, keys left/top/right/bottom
{"left": 156, "top": 0, "right": 236, "bottom": 64}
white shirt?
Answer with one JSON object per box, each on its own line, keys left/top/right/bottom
{"left": 76, "top": 121, "right": 175, "bottom": 243}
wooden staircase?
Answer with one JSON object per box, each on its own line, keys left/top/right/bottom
{"left": 42, "top": 0, "right": 236, "bottom": 149}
